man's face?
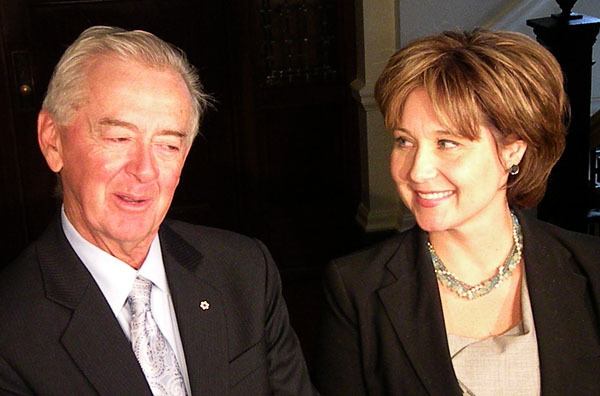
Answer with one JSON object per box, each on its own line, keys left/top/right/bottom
{"left": 41, "top": 56, "right": 193, "bottom": 263}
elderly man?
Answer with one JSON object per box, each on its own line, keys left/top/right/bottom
{"left": 0, "top": 26, "right": 316, "bottom": 395}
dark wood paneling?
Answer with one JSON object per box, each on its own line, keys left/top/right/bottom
{"left": 0, "top": 3, "right": 29, "bottom": 261}
{"left": 233, "top": 0, "right": 361, "bottom": 273}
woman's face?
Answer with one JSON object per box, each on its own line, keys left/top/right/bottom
{"left": 390, "top": 88, "right": 526, "bottom": 234}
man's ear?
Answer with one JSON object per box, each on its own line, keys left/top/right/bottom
{"left": 37, "top": 111, "right": 64, "bottom": 173}
{"left": 501, "top": 135, "right": 527, "bottom": 170}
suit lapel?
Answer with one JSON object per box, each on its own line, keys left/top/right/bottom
{"left": 60, "top": 286, "right": 151, "bottom": 394}
{"left": 38, "top": 218, "right": 151, "bottom": 394}
{"left": 377, "top": 230, "right": 462, "bottom": 396}
{"left": 160, "top": 224, "right": 229, "bottom": 395}
{"left": 521, "top": 215, "right": 600, "bottom": 394}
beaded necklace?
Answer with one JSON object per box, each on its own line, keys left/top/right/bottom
{"left": 427, "top": 212, "right": 523, "bottom": 300}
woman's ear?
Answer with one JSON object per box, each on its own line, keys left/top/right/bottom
{"left": 501, "top": 135, "right": 527, "bottom": 170}
{"left": 37, "top": 111, "right": 64, "bottom": 173}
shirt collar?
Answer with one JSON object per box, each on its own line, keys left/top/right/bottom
{"left": 61, "top": 206, "right": 170, "bottom": 316}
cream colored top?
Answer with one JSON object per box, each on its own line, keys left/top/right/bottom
{"left": 446, "top": 276, "right": 540, "bottom": 396}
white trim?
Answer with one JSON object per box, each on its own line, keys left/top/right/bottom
{"left": 353, "top": 0, "right": 404, "bottom": 233}
{"left": 350, "top": 79, "right": 378, "bottom": 112}
{"left": 592, "top": 97, "right": 600, "bottom": 115}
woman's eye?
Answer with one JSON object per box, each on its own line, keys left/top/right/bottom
{"left": 438, "top": 139, "right": 459, "bottom": 149}
{"left": 394, "top": 136, "right": 413, "bottom": 148}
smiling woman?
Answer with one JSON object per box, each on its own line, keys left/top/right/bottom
{"left": 314, "top": 29, "right": 600, "bottom": 396}
{"left": 389, "top": 87, "right": 524, "bottom": 235}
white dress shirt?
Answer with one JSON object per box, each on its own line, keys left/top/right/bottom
{"left": 61, "top": 208, "right": 191, "bottom": 394}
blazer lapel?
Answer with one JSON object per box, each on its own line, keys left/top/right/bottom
{"left": 38, "top": 218, "right": 151, "bottom": 394}
{"left": 160, "top": 224, "right": 229, "bottom": 395}
{"left": 521, "top": 215, "right": 600, "bottom": 394}
{"left": 377, "top": 229, "right": 462, "bottom": 396}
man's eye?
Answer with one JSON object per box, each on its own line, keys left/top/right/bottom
{"left": 155, "top": 141, "right": 182, "bottom": 153}
{"left": 106, "top": 137, "right": 130, "bottom": 143}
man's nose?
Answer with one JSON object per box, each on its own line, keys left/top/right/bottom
{"left": 127, "top": 143, "right": 158, "bottom": 182}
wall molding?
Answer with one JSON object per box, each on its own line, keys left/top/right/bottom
{"left": 352, "top": 0, "right": 403, "bottom": 232}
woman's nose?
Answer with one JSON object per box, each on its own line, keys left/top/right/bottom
{"left": 409, "top": 147, "right": 437, "bottom": 183}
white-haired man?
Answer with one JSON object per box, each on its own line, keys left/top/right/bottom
{"left": 0, "top": 26, "right": 316, "bottom": 395}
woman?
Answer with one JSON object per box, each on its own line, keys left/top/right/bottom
{"left": 314, "top": 29, "right": 600, "bottom": 395}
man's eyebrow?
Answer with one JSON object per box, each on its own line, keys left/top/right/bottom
{"left": 98, "top": 117, "right": 188, "bottom": 138}
{"left": 158, "top": 129, "right": 188, "bottom": 139}
{"left": 98, "top": 117, "right": 138, "bottom": 131}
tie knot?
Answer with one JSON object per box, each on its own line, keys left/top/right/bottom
{"left": 128, "top": 276, "right": 153, "bottom": 316}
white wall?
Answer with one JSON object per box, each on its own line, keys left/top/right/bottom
{"left": 398, "top": 0, "right": 510, "bottom": 43}
{"left": 398, "top": 0, "right": 600, "bottom": 114}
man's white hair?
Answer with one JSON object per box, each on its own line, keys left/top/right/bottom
{"left": 42, "top": 25, "right": 211, "bottom": 141}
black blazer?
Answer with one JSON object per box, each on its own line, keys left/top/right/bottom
{"left": 0, "top": 217, "right": 316, "bottom": 395}
{"left": 314, "top": 212, "right": 600, "bottom": 395}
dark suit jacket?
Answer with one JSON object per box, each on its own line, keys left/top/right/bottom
{"left": 0, "top": 217, "right": 316, "bottom": 395}
{"left": 314, "top": 212, "right": 600, "bottom": 395}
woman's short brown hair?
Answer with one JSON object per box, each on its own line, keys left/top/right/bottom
{"left": 374, "top": 29, "right": 568, "bottom": 208}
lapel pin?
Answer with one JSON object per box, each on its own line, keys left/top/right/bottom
{"left": 200, "top": 300, "right": 210, "bottom": 310}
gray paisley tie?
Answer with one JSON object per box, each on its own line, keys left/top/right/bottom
{"left": 128, "top": 276, "right": 187, "bottom": 396}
